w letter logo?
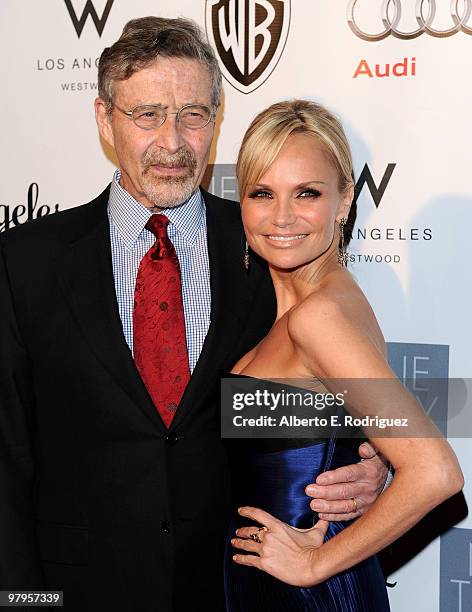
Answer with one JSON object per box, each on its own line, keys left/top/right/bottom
{"left": 64, "top": 0, "right": 114, "bottom": 38}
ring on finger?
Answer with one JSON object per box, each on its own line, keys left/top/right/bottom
{"left": 249, "top": 527, "right": 266, "bottom": 544}
{"left": 352, "top": 497, "right": 358, "bottom": 513}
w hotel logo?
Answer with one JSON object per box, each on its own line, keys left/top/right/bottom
{"left": 348, "top": 0, "right": 472, "bottom": 41}
{"left": 64, "top": 0, "right": 114, "bottom": 38}
{"left": 440, "top": 528, "right": 472, "bottom": 611}
{"left": 206, "top": 0, "right": 290, "bottom": 94}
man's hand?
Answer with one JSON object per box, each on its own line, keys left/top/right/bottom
{"left": 305, "top": 442, "right": 388, "bottom": 521}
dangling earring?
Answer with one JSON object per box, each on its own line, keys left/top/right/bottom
{"left": 243, "top": 240, "right": 250, "bottom": 271}
{"left": 337, "top": 218, "right": 348, "bottom": 266}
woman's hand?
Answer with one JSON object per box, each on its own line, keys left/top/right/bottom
{"left": 231, "top": 506, "right": 329, "bottom": 587}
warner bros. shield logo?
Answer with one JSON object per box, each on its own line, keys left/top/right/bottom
{"left": 206, "top": 0, "right": 291, "bottom": 94}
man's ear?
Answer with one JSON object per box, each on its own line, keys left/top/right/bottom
{"left": 95, "top": 98, "right": 115, "bottom": 149}
{"left": 336, "top": 182, "right": 354, "bottom": 223}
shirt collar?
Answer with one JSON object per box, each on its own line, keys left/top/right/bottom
{"left": 108, "top": 169, "right": 205, "bottom": 250}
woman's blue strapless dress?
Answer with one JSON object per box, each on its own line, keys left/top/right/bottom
{"left": 223, "top": 378, "right": 390, "bottom": 612}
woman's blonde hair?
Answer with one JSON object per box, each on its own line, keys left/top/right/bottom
{"left": 237, "top": 99, "right": 354, "bottom": 198}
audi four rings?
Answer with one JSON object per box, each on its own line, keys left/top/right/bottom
{"left": 347, "top": 0, "right": 472, "bottom": 40}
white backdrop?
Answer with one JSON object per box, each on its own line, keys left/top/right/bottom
{"left": 1, "top": 2, "right": 471, "bottom": 610}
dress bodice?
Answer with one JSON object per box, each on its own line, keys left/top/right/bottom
{"left": 223, "top": 374, "right": 390, "bottom": 611}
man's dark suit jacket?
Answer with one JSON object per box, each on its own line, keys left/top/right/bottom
{"left": 0, "top": 186, "right": 276, "bottom": 611}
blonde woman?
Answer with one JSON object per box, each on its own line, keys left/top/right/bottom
{"left": 223, "top": 100, "right": 463, "bottom": 611}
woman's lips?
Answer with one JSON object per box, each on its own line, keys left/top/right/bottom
{"left": 263, "top": 234, "right": 309, "bottom": 246}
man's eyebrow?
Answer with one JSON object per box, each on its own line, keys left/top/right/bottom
{"left": 130, "top": 102, "right": 166, "bottom": 108}
{"left": 132, "top": 100, "right": 209, "bottom": 108}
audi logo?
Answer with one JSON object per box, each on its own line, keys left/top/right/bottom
{"left": 348, "top": 0, "right": 472, "bottom": 40}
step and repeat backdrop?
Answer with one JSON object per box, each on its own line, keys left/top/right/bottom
{"left": 0, "top": 1, "right": 471, "bottom": 610}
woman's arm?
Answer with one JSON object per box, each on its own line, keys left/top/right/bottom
{"left": 293, "top": 295, "right": 463, "bottom": 581}
{"left": 232, "top": 293, "right": 463, "bottom": 586}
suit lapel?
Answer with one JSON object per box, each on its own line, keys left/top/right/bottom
{"left": 54, "top": 186, "right": 270, "bottom": 433}
{"left": 54, "top": 187, "right": 167, "bottom": 433}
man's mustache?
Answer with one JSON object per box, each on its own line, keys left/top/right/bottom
{"left": 142, "top": 147, "right": 197, "bottom": 172}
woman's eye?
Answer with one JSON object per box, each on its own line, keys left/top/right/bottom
{"left": 298, "top": 189, "right": 322, "bottom": 198}
{"left": 248, "top": 190, "right": 272, "bottom": 199}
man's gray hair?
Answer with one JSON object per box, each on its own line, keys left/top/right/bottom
{"left": 98, "top": 16, "right": 222, "bottom": 113}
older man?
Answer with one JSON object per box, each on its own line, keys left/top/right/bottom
{"left": 0, "top": 16, "right": 387, "bottom": 612}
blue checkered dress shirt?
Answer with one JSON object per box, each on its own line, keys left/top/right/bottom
{"left": 107, "top": 170, "right": 211, "bottom": 373}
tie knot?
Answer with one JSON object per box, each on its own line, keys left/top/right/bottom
{"left": 146, "top": 214, "right": 170, "bottom": 238}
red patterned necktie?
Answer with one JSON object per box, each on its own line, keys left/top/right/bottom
{"left": 133, "top": 214, "right": 190, "bottom": 428}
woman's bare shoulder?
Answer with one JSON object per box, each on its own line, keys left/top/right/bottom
{"left": 288, "top": 272, "right": 379, "bottom": 333}
{"left": 287, "top": 272, "right": 388, "bottom": 377}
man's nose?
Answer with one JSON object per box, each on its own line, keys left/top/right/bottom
{"left": 154, "top": 113, "right": 184, "bottom": 154}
